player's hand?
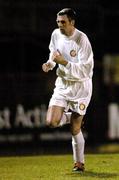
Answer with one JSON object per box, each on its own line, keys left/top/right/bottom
{"left": 42, "top": 62, "right": 52, "bottom": 72}
{"left": 52, "top": 50, "right": 68, "bottom": 66}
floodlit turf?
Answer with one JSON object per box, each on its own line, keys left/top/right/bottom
{"left": 0, "top": 154, "right": 119, "bottom": 180}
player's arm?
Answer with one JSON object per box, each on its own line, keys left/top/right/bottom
{"left": 62, "top": 35, "right": 94, "bottom": 80}
{"left": 42, "top": 31, "right": 57, "bottom": 73}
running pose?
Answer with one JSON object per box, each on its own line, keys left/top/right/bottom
{"left": 42, "top": 8, "right": 94, "bottom": 172}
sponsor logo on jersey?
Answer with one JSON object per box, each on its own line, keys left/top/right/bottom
{"left": 79, "top": 103, "right": 85, "bottom": 111}
{"left": 70, "top": 50, "right": 76, "bottom": 57}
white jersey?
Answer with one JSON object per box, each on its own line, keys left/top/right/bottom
{"left": 48, "top": 28, "right": 94, "bottom": 115}
{"left": 48, "top": 28, "right": 94, "bottom": 82}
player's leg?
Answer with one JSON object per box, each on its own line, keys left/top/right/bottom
{"left": 46, "top": 105, "right": 65, "bottom": 127}
{"left": 70, "top": 112, "right": 85, "bottom": 172}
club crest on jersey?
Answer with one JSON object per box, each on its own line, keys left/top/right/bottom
{"left": 79, "top": 103, "right": 85, "bottom": 111}
{"left": 70, "top": 50, "right": 76, "bottom": 57}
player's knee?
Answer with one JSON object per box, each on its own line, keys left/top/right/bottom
{"left": 71, "top": 114, "right": 83, "bottom": 135}
{"left": 71, "top": 125, "right": 81, "bottom": 135}
{"left": 46, "top": 119, "right": 59, "bottom": 128}
{"left": 71, "top": 123, "right": 81, "bottom": 135}
{"left": 72, "top": 128, "right": 80, "bottom": 136}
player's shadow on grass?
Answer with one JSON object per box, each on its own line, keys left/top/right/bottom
{"left": 66, "top": 171, "right": 119, "bottom": 178}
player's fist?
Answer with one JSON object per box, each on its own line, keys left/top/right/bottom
{"left": 42, "top": 62, "right": 52, "bottom": 72}
{"left": 52, "top": 50, "right": 68, "bottom": 66}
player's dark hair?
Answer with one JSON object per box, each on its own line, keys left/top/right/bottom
{"left": 57, "top": 8, "right": 76, "bottom": 21}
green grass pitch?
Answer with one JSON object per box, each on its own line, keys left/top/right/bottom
{"left": 0, "top": 154, "right": 119, "bottom": 180}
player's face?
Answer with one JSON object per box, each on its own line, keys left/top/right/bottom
{"left": 56, "top": 15, "right": 74, "bottom": 36}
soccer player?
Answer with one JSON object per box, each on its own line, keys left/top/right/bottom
{"left": 42, "top": 8, "right": 94, "bottom": 172}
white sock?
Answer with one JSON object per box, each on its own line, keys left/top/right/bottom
{"left": 72, "top": 131, "right": 85, "bottom": 164}
{"left": 58, "top": 112, "right": 71, "bottom": 126}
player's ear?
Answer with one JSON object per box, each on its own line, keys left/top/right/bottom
{"left": 71, "top": 20, "right": 75, "bottom": 26}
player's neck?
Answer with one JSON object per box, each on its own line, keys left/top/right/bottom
{"left": 66, "top": 27, "right": 75, "bottom": 37}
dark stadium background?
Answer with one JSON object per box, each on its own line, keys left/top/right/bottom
{"left": 0, "top": 0, "right": 119, "bottom": 155}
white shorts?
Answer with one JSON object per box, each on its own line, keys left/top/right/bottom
{"left": 49, "top": 77, "right": 92, "bottom": 115}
